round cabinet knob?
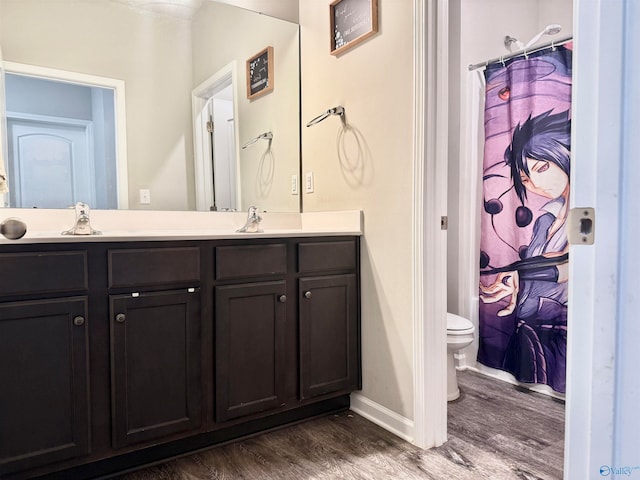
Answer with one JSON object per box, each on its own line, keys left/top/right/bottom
{"left": 304, "top": 291, "right": 312, "bottom": 299}
{"left": 279, "top": 295, "right": 287, "bottom": 303}
{"left": 73, "top": 316, "right": 85, "bottom": 326}
{"left": 115, "top": 313, "right": 126, "bottom": 323}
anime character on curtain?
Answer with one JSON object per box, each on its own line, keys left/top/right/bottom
{"left": 478, "top": 44, "right": 572, "bottom": 393}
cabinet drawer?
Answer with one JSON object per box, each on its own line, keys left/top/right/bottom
{"left": 216, "top": 244, "right": 287, "bottom": 279}
{"left": 298, "top": 240, "right": 356, "bottom": 273}
{"left": 108, "top": 247, "right": 200, "bottom": 288}
{"left": 0, "top": 251, "right": 87, "bottom": 296}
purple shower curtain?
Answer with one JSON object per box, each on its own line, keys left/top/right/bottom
{"left": 478, "top": 43, "right": 572, "bottom": 393}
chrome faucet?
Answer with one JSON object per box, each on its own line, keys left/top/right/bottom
{"left": 236, "top": 206, "right": 263, "bottom": 233}
{"left": 62, "top": 202, "right": 101, "bottom": 235}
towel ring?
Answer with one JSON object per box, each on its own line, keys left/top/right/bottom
{"left": 306, "top": 106, "right": 345, "bottom": 127}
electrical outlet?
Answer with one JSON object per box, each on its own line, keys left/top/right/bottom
{"left": 139, "top": 189, "right": 151, "bottom": 204}
{"left": 291, "top": 174, "right": 298, "bottom": 194}
{"left": 305, "top": 172, "right": 314, "bottom": 193}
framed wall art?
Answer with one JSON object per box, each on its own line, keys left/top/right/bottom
{"left": 246, "top": 46, "right": 274, "bottom": 100}
{"left": 330, "top": 0, "right": 378, "bottom": 56}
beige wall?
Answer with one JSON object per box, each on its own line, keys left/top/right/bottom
{"left": 0, "top": 0, "right": 194, "bottom": 210}
{"left": 192, "top": 2, "right": 300, "bottom": 213}
{"left": 300, "top": 0, "right": 415, "bottom": 419}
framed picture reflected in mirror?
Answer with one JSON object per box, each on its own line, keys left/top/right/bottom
{"left": 246, "top": 46, "right": 274, "bottom": 100}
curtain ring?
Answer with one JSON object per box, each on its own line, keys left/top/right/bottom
{"left": 524, "top": 49, "right": 529, "bottom": 60}
{"left": 551, "top": 40, "right": 557, "bottom": 51}
{"left": 500, "top": 55, "right": 506, "bottom": 67}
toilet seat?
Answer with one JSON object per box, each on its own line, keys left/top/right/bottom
{"left": 447, "top": 313, "right": 474, "bottom": 334}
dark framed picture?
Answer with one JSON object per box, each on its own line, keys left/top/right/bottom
{"left": 246, "top": 46, "right": 274, "bottom": 100}
{"left": 330, "top": 0, "right": 378, "bottom": 56}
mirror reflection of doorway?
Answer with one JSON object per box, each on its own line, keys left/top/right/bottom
{"left": 3, "top": 65, "right": 127, "bottom": 209}
{"left": 208, "top": 84, "right": 237, "bottom": 211}
{"left": 193, "top": 62, "right": 239, "bottom": 212}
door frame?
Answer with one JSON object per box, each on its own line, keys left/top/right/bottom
{"left": 414, "top": 0, "right": 640, "bottom": 476}
{"left": 412, "top": 0, "right": 449, "bottom": 448}
{"left": 192, "top": 62, "right": 240, "bottom": 212}
{"left": 563, "top": 0, "right": 639, "bottom": 477}
{"left": 2, "top": 61, "right": 129, "bottom": 208}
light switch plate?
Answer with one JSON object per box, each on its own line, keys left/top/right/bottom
{"left": 139, "top": 189, "right": 151, "bottom": 204}
{"left": 305, "top": 172, "right": 314, "bottom": 193}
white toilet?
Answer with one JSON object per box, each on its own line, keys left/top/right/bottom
{"left": 446, "top": 313, "right": 475, "bottom": 401}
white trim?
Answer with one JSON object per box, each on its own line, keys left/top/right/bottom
{"left": 192, "top": 62, "right": 239, "bottom": 212}
{"left": 564, "top": 0, "right": 626, "bottom": 477}
{"left": 350, "top": 393, "right": 414, "bottom": 443}
{"left": 6, "top": 111, "right": 93, "bottom": 128}
{"left": 2, "top": 62, "right": 129, "bottom": 209}
{"left": 412, "top": 0, "right": 448, "bottom": 449}
{"left": 468, "top": 365, "right": 565, "bottom": 401}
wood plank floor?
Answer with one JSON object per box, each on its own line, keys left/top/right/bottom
{"left": 117, "top": 371, "right": 565, "bottom": 480}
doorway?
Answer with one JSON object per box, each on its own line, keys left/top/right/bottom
{"left": 192, "top": 62, "right": 239, "bottom": 212}
{"left": 2, "top": 62, "right": 129, "bottom": 209}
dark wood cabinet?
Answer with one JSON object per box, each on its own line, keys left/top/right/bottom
{"left": 110, "top": 289, "right": 202, "bottom": 448}
{"left": 215, "top": 281, "right": 287, "bottom": 422}
{"left": 0, "top": 297, "right": 91, "bottom": 475}
{"left": 299, "top": 274, "right": 359, "bottom": 399}
{"left": 0, "top": 236, "right": 359, "bottom": 479}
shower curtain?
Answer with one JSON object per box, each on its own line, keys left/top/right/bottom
{"left": 477, "top": 43, "right": 572, "bottom": 394}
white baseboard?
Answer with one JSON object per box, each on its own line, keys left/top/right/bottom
{"left": 468, "top": 364, "right": 566, "bottom": 401}
{"left": 350, "top": 393, "right": 415, "bottom": 443}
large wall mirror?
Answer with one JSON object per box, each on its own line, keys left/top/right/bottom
{"left": 0, "top": 0, "right": 301, "bottom": 212}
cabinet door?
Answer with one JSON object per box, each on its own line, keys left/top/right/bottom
{"left": 110, "top": 290, "right": 202, "bottom": 448}
{"left": 215, "top": 281, "right": 287, "bottom": 422}
{"left": 0, "top": 297, "right": 90, "bottom": 475}
{"left": 299, "top": 275, "right": 359, "bottom": 399}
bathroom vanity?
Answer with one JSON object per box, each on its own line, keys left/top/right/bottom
{"left": 0, "top": 211, "right": 362, "bottom": 479}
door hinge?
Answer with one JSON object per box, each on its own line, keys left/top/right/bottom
{"left": 206, "top": 120, "right": 214, "bottom": 133}
{"left": 441, "top": 216, "right": 448, "bottom": 230}
{"left": 568, "top": 208, "right": 595, "bottom": 245}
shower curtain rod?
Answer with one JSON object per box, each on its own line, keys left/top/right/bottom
{"left": 468, "top": 34, "right": 573, "bottom": 71}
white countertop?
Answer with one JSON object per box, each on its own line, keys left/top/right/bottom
{"left": 0, "top": 209, "right": 363, "bottom": 244}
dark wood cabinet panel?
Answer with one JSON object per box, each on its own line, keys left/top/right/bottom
{"left": 299, "top": 274, "right": 359, "bottom": 399}
{"left": 108, "top": 247, "right": 200, "bottom": 289}
{"left": 0, "top": 297, "right": 90, "bottom": 475}
{"left": 298, "top": 240, "right": 356, "bottom": 273}
{"left": 215, "top": 281, "right": 287, "bottom": 422}
{"left": 215, "top": 244, "right": 287, "bottom": 280}
{"left": 110, "top": 290, "right": 202, "bottom": 448}
{"left": 0, "top": 251, "right": 87, "bottom": 296}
